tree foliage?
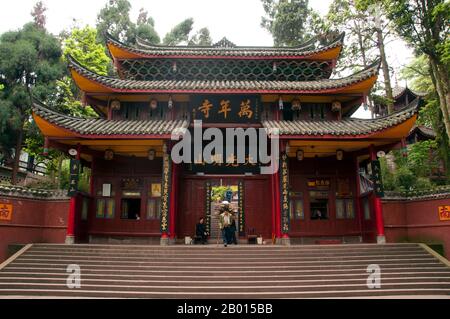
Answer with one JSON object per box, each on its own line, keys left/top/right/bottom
{"left": 0, "top": 23, "right": 64, "bottom": 183}
{"left": 31, "top": 1, "right": 47, "bottom": 29}
{"left": 382, "top": 0, "right": 450, "bottom": 144}
{"left": 261, "top": 0, "right": 323, "bottom": 46}
{"left": 62, "top": 26, "right": 110, "bottom": 76}
{"left": 189, "top": 28, "right": 213, "bottom": 46}
{"left": 163, "top": 18, "right": 194, "bottom": 45}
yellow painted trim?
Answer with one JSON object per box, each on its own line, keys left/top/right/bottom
{"left": 70, "top": 69, "right": 113, "bottom": 93}
{"left": 306, "top": 46, "right": 342, "bottom": 60}
{"left": 33, "top": 114, "right": 75, "bottom": 138}
{"left": 372, "top": 116, "right": 417, "bottom": 139}
{"left": 107, "top": 42, "right": 141, "bottom": 59}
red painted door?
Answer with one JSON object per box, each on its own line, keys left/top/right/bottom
{"left": 177, "top": 178, "right": 206, "bottom": 237}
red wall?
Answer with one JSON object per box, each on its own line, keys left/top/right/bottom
{"left": 383, "top": 197, "right": 450, "bottom": 258}
{"left": 0, "top": 196, "right": 69, "bottom": 262}
{"left": 288, "top": 157, "right": 362, "bottom": 238}
{"left": 89, "top": 156, "right": 163, "bottom": 237}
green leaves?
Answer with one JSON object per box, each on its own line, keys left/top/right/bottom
{"left": 63, "top": 26, "right": 110, "bottom": 76}
{"left": 163, "top": 18, "right": 194, "bottom": 45}
{"left": 261, "top": 0, "right": 320, "bottom": 46}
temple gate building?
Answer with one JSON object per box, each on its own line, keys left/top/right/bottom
{"left": 32, "top": 33, "right": 419, "bottom": 245}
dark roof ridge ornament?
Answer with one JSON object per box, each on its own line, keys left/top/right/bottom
{"left": 213, "top": 37, "right": 236, "bottom": 48}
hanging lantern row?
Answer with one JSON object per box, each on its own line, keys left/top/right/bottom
{"left": 296, "top": 149, "right": 304, "bottom": 161}
{"left": 336, "top": 149, "right": 344, "bottom": 161}
{"left": 110, "top": 99, "right": 121, "bottom": 111}
{"left": 110, "top": 98, "right": 175, "bottom": 111}
{"left": 295, "top": 149, "right": 344, "bottom": 161}
{"left": 104, "top": 149, "right": 160, "bottom": 161}
{"left": 332, "top": 100, "right": 342, "bottom": 112}
{"left": 278, "top": 96, "right": 284, "bottom": 110}
{"left": 278, "top": 97, "right": 302, "bottom": 111}
{"left": 148, "top": 149, "right": 156, "bottom": 161}
{"left": 104, "top": 149, "right": 114, "bottom": 161}
{"left": 291, "top": 99, "right": 301, "bottom": 111}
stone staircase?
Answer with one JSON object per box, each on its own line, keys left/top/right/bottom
{"left": 0, "top": 243, "right": 450, "bottom": 298}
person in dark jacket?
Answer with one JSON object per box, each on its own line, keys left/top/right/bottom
{"left": 229, "top": 214, "right": 238, "bottom": 245}
{"left": 196, "top": 217, "right": 209, "bottom": 244}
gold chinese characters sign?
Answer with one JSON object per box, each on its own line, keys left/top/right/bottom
{"left": 151, "top": 183, "right": 162, "bottom": 197}
{"left": 280, "top": 153, "right": 290, "bottom": 234}
{"left": 238, "top": 181, "right": 245, "bottom": 235}
{"left": 205, "top": 181, "right": 212, "bottom": 234}
{"left": 192, "top": 95, "right": 259, "bottom": 123}
{"left": 438, "top": 206, "right": 450, "bottom": 221}
{"left": 160, "top": 154, "right": 172, "bottom": 233}
{"left": 0, "top": 203, "right": 13, "bottom": 221}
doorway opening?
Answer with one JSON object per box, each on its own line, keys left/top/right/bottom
{"left": 121, "top": 198, "right": 141, "bottom": 220}
{"left": 209, "top": 180, "right": 240, "bottom": 240}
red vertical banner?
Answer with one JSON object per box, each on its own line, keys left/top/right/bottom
{"left": 160, "top": 153, "right": 171, "bottom": 237}
{"left": 169, "top": 162, "right": 177, "bottom": 239}
{"left": 279, "top": 153, "right": 290, "bottom": 237}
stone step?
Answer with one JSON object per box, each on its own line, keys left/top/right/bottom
{"left": 1, "top": 243, "right": 449, "bottom": 298}
{"left": 2, "top": 270, "right": 450, "bottom": 280}
{"left": 4, "top": 265, "right": 448, "bottom": 277}
{"left": 17, "top": 253, "right": 433, "bottom": 262}
{"left": 1, "top": 276, "right": 450, "bottom": 287}
{"left": 1, "top": 282, "right": 450, "bottom": 294}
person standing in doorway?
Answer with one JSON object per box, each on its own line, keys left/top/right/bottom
{"left": 219, "top": 201, "right": 233, "bottom": 247}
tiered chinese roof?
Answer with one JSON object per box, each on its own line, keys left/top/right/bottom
{"left": 34, "top": 98, "right": 417, "bottom": 140}
{"left": 32, "top": 32, "right": 420, "bottom": 160}
{"left": 263, "top": 99, "right": 418, "bottom": 137}
{"left": 32, "top": 100, "right": 188, "bottom": 138}
{"left": 108, "top": 33, "right": 345, "bottom": 60}
{"left": 68, "top": 55, "right": 379, "bottom": 94}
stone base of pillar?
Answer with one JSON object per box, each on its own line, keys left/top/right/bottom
{"left": 65, "top": 236, "right": 75, "bottom": 245}
{"left": 160, "top": 237, "right": 170, "bottom": 246}
{"left": 276, "top": 237, "right": 291, "bottom": 246}
{"left": 376, "top": 235, "right": 386, "bottom": 244}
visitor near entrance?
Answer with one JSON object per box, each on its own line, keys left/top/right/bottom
{"left": 229, "top": 214, "right": 238, "bottom": 245}
{"left": 219, "top": 201, "right": 233, "bottom": 247}
{"left": 195, "top": 217, "right": 209, "bottom": 244}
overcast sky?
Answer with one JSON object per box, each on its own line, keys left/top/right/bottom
{"left": 1, "top": 0, "right": 414, "bottom": 118}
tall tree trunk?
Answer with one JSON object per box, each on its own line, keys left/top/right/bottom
{"left": 376, "top": 27, "right": 394, "bottom": 114}
{"left": 429, "top": 57, "right": 450, "bottom": 146}
{"left": 355, "top": 21, "right": 376, "bottom": 118}
{"left": 11, "top": 120, "right": 25, "bottom": 185}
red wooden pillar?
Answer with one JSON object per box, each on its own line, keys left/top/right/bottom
{"left": 270, "top": 172, "right": 277, "bottom": 241}
{"left": 369, "top": 144, "right": 386, "bottom": 244}
{"left": 66, "top": 196, "right": 77, "bottom": 244}
{"left": 66, "top": 145, "right": 81, "bottom": 244}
